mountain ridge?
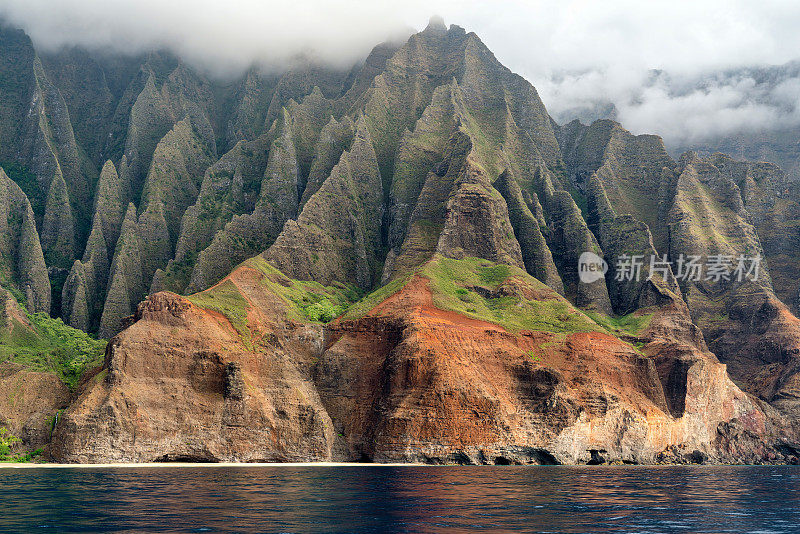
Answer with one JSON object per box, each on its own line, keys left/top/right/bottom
{"left": 1, "top": 18, "right": 800, "bottom": 464}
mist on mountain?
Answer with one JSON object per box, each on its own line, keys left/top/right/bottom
{"left": 3, "top": 0, "right": 800, "bottom": 150}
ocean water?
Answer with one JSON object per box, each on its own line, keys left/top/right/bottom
{"left": 1, "top": 465, "right": 798, "bottom": 533}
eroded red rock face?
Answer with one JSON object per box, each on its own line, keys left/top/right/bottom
{"left": 0, "top": 363, "right": 70, "bottom": 452}
{"left": 51, "top": 267, "right": 799, "bottom": 464}
{"left": 52, "top": 268, "right": 334, "bottom": 463}
{"left": 320, "top": 276, "right": 794, "bottom": 464}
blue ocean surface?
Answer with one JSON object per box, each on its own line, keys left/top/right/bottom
{"left": 0, "top": 465, "right": 798, "bottom": 533}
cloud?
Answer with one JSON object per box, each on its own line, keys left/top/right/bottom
{"left": 537, "top": 67, "right": 800, "bottom": 146}
{"left": 620, "top": 79, "right": 788, "bottom": 145}
{"left": 0, "top": 0, "right": 419, "bottom": 74}
{"left": 2, "top": 0, "right": 800, "bottom": 144}
{"left": 456, "top": 0, "right": 800, "bottom": 146}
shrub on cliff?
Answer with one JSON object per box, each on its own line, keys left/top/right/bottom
{"left": 304, "top": 299, "right": 345, "bottom": 323}
{"left": 0, "top": 427, "right": 20, "bottom": 460}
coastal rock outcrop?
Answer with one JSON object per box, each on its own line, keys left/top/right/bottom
{"left": 51, "top": 256, "right": 800, "bottom": 464}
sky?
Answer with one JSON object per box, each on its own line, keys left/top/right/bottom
{"left": 2, "top": 0, "right": 800, "bottom": 146}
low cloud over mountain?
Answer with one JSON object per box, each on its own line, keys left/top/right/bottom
{"left": 3, "top": 0, "right": 800, "bottom": 145}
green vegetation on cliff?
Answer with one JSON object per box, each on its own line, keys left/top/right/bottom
{"left": 188, "top": 253, "right": 609, "bottom": 337}
{"left": 584, "top": 309, "right": 653, "bottom": 337}
{"left": 247, "top": 256, "right": 360, "bottom": 323}
{"left": 186, "top": 256, "right": 362, "bottom": 349}
{"left": 187, "top": 279, "right": 251, "bottom": 340}
{"left": 0, "top": 427, "right": 35, "bottom": 462}
{"left": 340, "top": 274, "right": 411, "bottom": 320}
{"left": 420, "top": 255, "right": 602, "bottom": 334}
{"left": 0, "top": 306, "right": 105, "bottom": 389}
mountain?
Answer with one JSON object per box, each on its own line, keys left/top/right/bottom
{"left": 2, "top": 18, "right": 800, "bottom": 464}
{"left": 553, "top": 61, "right": 800, "bottom": 183}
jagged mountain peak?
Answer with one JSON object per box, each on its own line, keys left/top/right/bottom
{"left": 1, "top": 20, "right": 800, "bottom": 464}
